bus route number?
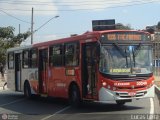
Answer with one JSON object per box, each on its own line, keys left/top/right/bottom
{"left": 136, "top": 81, "right": 147, "bottom": 86}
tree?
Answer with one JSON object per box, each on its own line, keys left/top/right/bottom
{"left": 157, "top": 21, "right": 160, "bottom": 30}
{"left": 0, "top": 26, "right": 30, "bottom": 64}
{"left": 146, "top": 28, "right": 155, "bottom": 34}
{"left": 115, "top": 23, "right": 132, "bottom": 30}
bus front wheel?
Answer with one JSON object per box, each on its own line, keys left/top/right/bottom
{"left": 24, "top": 82, "right": 32, "bottom": 98}
{"left": 69, "top": 85, "right": 81, "bottom": 107}
{"left": 116, "top": 100, "right": 126, "bottom": 106}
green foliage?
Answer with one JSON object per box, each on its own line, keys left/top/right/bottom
{"left": 115, "top": 23, "right": 132, "bottom": 30}
{"left": 157, "top": 21, "right": 160, "bottom": 30}
{"left": 0, "top": 26, "right": 30, "bottom": 64}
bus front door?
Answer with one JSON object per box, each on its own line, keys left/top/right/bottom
{"left": 38, "top": 49, "right": 48, "bottom": 95}
{"left": 82, "top": 43, "right": 98, "bottom": 98}
{"left": 15, "top": 53, "right": 21, "bottom": 91}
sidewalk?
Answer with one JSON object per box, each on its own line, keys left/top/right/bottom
{"left": 154, "top": 76, "right": 160, "bottom": 103}
{"left": 154, "top": 76, "right": 160, "bottom": 88}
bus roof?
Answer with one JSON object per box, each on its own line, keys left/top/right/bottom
{"left": 34, "top": 30, "right": 150, "bottom": 46}
{"left": 7, "top": 30, "right": 150, "bottom": 52}
{"left": 7, "top": 45, "right": 32, "bottom": 52}
{"left": 33, "top": 31, "right": 100, "bottom": 47}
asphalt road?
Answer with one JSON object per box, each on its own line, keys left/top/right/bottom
{"left": 0, "top": 90, "right": 160, "bottom": 120}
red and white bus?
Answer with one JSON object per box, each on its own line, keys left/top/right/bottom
{"left": 7, "top": 30, "right": 154, "bottom": 106}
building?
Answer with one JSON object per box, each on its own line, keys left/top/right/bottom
{"left": 152, "top": 32, "right": 160, "bottom": 67}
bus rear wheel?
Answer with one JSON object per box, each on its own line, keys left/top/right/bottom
{"left": 69, "top": 85, "right": 81, "bottom": 107}
{"left": 24, "top": 82, "right": 32, "bottom": 98}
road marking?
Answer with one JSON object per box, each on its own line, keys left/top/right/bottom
{"left": 41, "top": 106, "right": 71, "bottom": 120}
{"left": 0, "top": 98, "right": 26, "bottom": 107}
{"left": 150, "top": 98, "right": 154, "bottom": 114}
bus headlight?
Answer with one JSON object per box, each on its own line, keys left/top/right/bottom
{"left": 113, "top": 87, "right": 116, "bottom": 91}
{"left": 102, "top": 82, "right": 107, "bottom": 86}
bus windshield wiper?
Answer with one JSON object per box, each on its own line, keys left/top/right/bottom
{"left": 133, "top": 43, "right": 142, "bottom": 57}
{"left": 113, "top": 43, "right": 129, "bottom": 57}
{"left": 113, "top": 43, "right": 129, "bottom": 67}
{"left": 132, "top": 43, "right": 141, "bottom": 67}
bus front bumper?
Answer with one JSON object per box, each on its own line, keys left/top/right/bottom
{"left": 98, "top": 85, "right": 155, "bottom": 102}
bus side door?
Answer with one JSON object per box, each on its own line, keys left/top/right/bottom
{"left": 82, "top": 42, "right": 98, "bottom": 98}
{"left": 15, "top": 53, "right": 22, "bottom": 91}
{"left": 38, "top": 48, "right": 48, "bottom": 94}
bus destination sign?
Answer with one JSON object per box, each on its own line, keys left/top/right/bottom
{"left": 107, "top": 34, "right": 141, "bottom": 41}
{"left": 101, "top": 32, "right": 151, "bottom": 41}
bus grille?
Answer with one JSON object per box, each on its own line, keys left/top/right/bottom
{"left": 117, "top": 85, "right": 146, "bottom": 90}
{"left": 114, "top": 77, "right": 149, "bottom": 81}
{"left": 116, "top": 91, "right": 147, "bottom": 98}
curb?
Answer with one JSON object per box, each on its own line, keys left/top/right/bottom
{"left": 0, "top": 86, "right": 4, "bottom": 91}
{"left": 0, "top": 80, "right": 7, "bottom": 91}
{"left": 0, "top": 86, "right": 8, "bottom": 91}
{"left": 155, "top": 85, "right": 160, "bottom": 101}
{"left": 0, "top": 84, "right": 8, "bottom": 91}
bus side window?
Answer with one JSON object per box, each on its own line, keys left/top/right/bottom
{"left": 30, "top": 49, "right": 37, "bottom": 68}
{"left": 50, "top": 44, "right": 63, "bottom": 66}
{"left": 65, "top": 42, "right": 79, "bottom": 66}
{"left": 22, "top": 50, "right": 29, "bottom": 68}
{"left": 8, "top": 52, "right": 14, "bottom": 69}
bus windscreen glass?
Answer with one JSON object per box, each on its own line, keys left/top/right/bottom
{"left": 99, "top": 45, "right": 152, "bottom": 75}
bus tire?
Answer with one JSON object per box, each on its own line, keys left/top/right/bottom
{"left": 24, "top": 82, "right": 32, "bottom": 98}
{"left": 69, "top": 85, "right": 81, "bottom": 107}
{"left": 116, "top": 100, "right": 126, "bottom": 106}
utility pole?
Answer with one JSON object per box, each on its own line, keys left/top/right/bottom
{"left": 19, "top": 24, "right": 20, "bottom": 34}
{"left": 31, "top": 7, "right": 34, "bottom": 44}
{"left": 157, "top": 35, "right": 160, "bottom": 77}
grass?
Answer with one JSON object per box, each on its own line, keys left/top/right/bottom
{"left": 154, "top": 76, "right": 160, "bottom": 88}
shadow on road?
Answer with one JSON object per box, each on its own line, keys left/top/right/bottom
{"left": 0, "top": 91, "right": 144, "bottom": 115}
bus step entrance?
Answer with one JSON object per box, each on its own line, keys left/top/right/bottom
{"left": 40, "top": 94, "right": 48, "bottom": 97}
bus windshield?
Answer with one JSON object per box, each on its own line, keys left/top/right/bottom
{"left": 99, "top": 44, "right": 152, "bottom": 75}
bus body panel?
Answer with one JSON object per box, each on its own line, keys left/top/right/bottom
{"left": 48, "top": 67, "right": 66, "bottom": 97}
{"left": 6, "top": 30, "right": 154, "bottom": 104}
{"left": 24, "top": 68, "right": 39, "bottom": 94}
{"left": 98, "top": 85, "right": 154, "bottom": 102}
{"left": 7, "top": 69, "right": 15, "bottom": 91}
{"left": 97, "top": 73, "right": 154, "bottom": 101}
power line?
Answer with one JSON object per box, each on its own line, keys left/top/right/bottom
{"left": 23, "top": 15, "right": 59, "bottom": 43}
{"left": 0, "top": 8, "right": 31, "bottom": 11}
{"left": 34, "top": 15, "right": 59, "bottom": 33}
{"left": 0, "top": 9, "right": 30, "bottom": 24}
{"left": 0, "top": 0, "right": 159, "bottom": 6}
{"left": 0, "top": 0, "right": 157, "bottom": 4}
{"left": 0, "top": 0, "right": 159, "bottom": 12}
{"left": 36, "top": 31, "right": 86, "bottom": 37}
{"left": 0, "top": 0, "right": 130, "bottom": 4}
{"left": 0, "top": 0, "right": 158, "bottom": 6}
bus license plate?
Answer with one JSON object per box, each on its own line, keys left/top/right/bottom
{"left": 128, "top": 92, "right": 136, "bottom": 96}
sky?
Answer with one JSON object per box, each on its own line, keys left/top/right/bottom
{"left": 0, "top": 0, "right": 160, "bottom": 45}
